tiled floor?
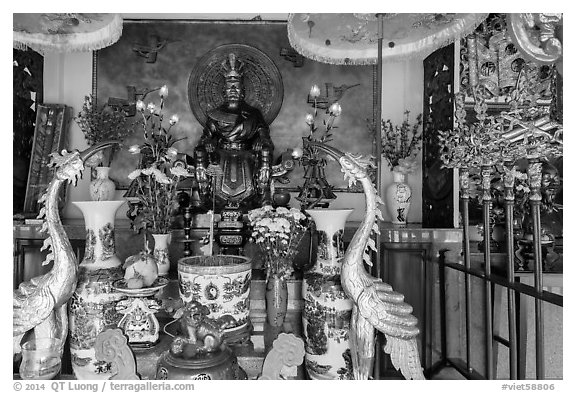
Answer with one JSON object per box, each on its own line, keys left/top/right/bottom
{"left": 429, "top": 367, "right": 467, "bottom": 380}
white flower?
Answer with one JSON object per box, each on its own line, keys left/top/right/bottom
{"left": 147, "top": 103, "right": 156, "bottom": 114}
{"left": 136, "top": 100, "right": 146, "bottom": 112}
{"left": 329, "top": 102, "right": 342, "bottom": 117}
{"left": 128, "top": 145, "right": 141, "bottom": 154}
{"left": 151, "top": 168, "right": 171, "bottom": 184}
{"left": 166, "top": 147, "right": 178, "bottom": 158}
{"left": 310, "top": 85, "right": 321, "bottom": 98}
{"left": 305, "top": 113, "right": 314, "bottom": 126}
{"left": 169, "top": 114, "right": 179, "bottom": 125}
{"left": 128, "top": 169, "right": 142, "bottom": 180}
{"left": 276, "top": 207, "right": 290, "bottom": 215}
{"left": 159, "top": 85, "right": 169, "bottom": 98}
{"left": 291, "top": 147, "right": 303, "bottom": 159}
{"left": 170, "top": 166, "right": 190, "bottom": 177}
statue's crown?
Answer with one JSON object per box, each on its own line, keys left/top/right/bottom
{"left": 221, "top": 53, "right": 244, "bottom": 81}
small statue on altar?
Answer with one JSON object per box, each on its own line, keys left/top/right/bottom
{"left": 194, "top": 53, "right": 274, "bottom": 211}
{"left": 170, "top": 300, "right": 237, "bottom": 356}
{"left": 157, "top": 300, "right": 247, "bottom": 380}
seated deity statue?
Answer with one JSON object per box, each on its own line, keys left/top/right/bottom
{"left": 194, "top": 53, "right": 274, "bottom": 212}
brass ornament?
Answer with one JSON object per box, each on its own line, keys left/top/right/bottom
{"left": 459, "top": 168, "right": 470, "bottom": 200}
{"left": 481, "top": 165, "right": 493, "bottom": 202}
{"left": 507, "top": 14, "right": 563, "bottom": 69}
{"left": 528, "top": 160, "right": 543, "bottom": 202}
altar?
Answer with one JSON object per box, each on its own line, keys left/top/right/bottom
{"left": 13, "top": 12, "right": 563, "bottom": 382}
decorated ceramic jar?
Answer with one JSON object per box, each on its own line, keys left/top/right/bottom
{"left": 177, "top": 255, "right": 252, "bottom": 339}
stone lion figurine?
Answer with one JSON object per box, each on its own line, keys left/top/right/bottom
{"left": 170, "top": 301, "right": 237, "bottom": 357}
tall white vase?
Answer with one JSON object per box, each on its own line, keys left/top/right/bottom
{"left": 302, "top": 209, "right": 354, "bottom": 380}
{"left": 385, "top": 171, "right": 412, "bottom": 225}
{"left": 69, "top": 200, "right": 126, "bottom": 380}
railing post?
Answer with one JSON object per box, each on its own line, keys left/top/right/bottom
{"left": 527, "top": 156, "right": 545, "bottom": 379}
{"left": 459, "top": 166, "right": 474, "bottom": 373}
{"left": 480, "top": 164, "right": 494, "bottom": 379}
{"left": 503, "top": 160, "right": 518, "bottom": 379}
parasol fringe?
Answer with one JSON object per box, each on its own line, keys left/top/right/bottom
{"left": 287, "top": 13, "right": 488, "bottom": 65}
{"left": 13, "top": 14, "right": 123, "bottom": 55}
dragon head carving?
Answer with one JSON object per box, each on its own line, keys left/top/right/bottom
{"left": 50, "top": 150, "right": 85, "bottom": 184}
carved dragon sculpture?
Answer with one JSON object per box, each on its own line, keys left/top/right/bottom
{"left": 13, "top": 141, "right": 119, "bottom": 355}
{"left": 307, "top": 141, "right": 425, "bottom": 380}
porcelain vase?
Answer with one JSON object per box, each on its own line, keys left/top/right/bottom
{"left": 302, "top": 209, "right": 354, "bottom": 380}
{"left": 89, "top": 167, "right": 116, "bottom": 201}
{"left": 265, "top": 273, "right": 288, "bottom": 327}
{"left": 152, "top": 233, "right": 171, "bottom": 276}
{"left": 385, "top": 171, "right": 412, "bottom": 225}
{"left": 68, "top": 200, "right": 126, "bottom": 380}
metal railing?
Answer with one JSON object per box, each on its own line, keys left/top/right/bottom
{"left": 431, "top": 159, "right": 562, "bottom": 380}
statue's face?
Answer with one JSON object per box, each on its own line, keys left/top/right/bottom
{"left": 224, "top": 78, "right": 242, "bottom": 108}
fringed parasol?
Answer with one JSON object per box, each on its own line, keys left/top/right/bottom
{"left": 13, "top": 13, "right": 123, "bottom": 55}
{"left": 287, "top": 13, "right": 488, "bottom": 65}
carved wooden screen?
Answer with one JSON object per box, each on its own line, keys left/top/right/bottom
{"left": 422, "top": 44, "right": 455, "bottom": 228}
{"left": 23, "top": 104, "right": 71, "bottom": 214}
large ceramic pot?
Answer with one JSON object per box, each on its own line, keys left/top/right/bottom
{"left": 178, "top": 255, "right": 252, "bottom": 341}
{"left": 68, "top": 200, "right": 126, "bottom": 380}
{"left": 89, "top": 167, "right": 116, "bottom": 201}
{"left": 302, "top": 209, "right": 354, "bottom": 380}
{"left": 385, "top": 170, "right": 412, "bottom": 225}
{"left": 152, "top": 232, "right": 171, "bottom": 276}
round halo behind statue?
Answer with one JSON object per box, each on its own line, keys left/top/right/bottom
{"left": 187, "top": 43, "right": 284, "bottom": 127}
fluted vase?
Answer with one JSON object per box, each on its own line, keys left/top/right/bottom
{"left": 302, "top": 209, "right": 354, "bottom": 380}
{"left": 68, "top": 200, "right": 126, "bottom": 380}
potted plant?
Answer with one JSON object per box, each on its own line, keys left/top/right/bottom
{"left": 380, "top": 110, "right": 423, "bottom": 224}
{"left": 126, "top": 85, "right": 192, "bottom": 275}
{"left": 75, "top": 94, "right": 134, "bottom": 201}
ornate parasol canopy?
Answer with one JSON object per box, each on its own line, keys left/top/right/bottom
{"left": 13, "top": 13, "right": 123, "bottom": 54}
{"left": 287, "top": 13, "right": 488, "bottom": 65}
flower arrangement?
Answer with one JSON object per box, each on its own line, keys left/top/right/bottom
{"left": 292, "top": 85, "right": 342, "bottom": 208}
{"left": 74, "top": 94, "right": 134, "bottom": 166}
{"left": 126, "top": 85, "right": 191, "bottom": 234}
{"left": 381, "top": 110, "right": 423, "bottom": 174}
{"left": 247, "top": 205, "right": 309, "bottom": 280}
